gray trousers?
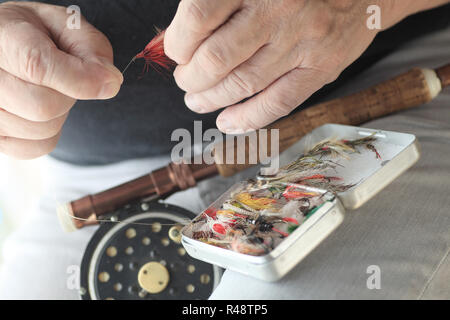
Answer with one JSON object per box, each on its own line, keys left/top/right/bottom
{"left": 1, "top": 27, "right": 449, "bottom": 300}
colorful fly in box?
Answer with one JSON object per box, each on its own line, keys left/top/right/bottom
{"left": 182, "top": 124, "right": 420, "bottom": 281}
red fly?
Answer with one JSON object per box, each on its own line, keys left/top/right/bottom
{"left": 122, "top": 29, "right": 176, "bottom": 76}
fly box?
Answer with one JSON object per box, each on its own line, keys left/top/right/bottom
{"left": 181, "top": 124, "right": 420, "bottom": 281}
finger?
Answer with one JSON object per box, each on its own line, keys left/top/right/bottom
{"left": 0, "top": 108, "right": 67, "bottom": 140}
{"left": 184, "top": 45, "right": 296, "bottom": 113}
{"left": 216, "top": 67, "right": 335, "bottom": 133}
{"left": 0, "top": 67, "right": 75, "bottom": 121}
{"left": 174, "top": 9, "right": 269, "bottom": 93}
{"left": 165, "top": 0, "right": 242, "bottom": 65}
{"left": 0, "top": 133, "right": 60, "bottom": 160}
{"left": 0, "top": 4, "right": 123, "bottom": 100}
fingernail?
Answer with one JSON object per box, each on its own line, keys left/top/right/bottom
{"left": 99, "top": 82, "right": 121, "bottom": 99}
{"left": 185, "top": 94, "right": 204, "bottom": 113}
{"left": 217, "top": 118, "right": 244, "bottom": 135}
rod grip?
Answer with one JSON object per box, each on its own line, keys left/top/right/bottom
{"left": 214, "top": 67, "right": 441, "bottom": 177}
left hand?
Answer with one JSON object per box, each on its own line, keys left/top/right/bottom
{"left": 164, "top": 0, "right": 385, "bottom": 134}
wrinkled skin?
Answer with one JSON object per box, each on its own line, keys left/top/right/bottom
{"left": 165, "top": 0, "right": 449, "bottom": 134}
{"left": 0, "top": 1, "right": 122, "bottom": 159}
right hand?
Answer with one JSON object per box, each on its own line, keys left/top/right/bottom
{"left": 0, "top": 1, "right": 123, "bottom": 159}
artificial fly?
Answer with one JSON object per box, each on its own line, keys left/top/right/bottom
{"left": 184, "top": 134, "right": 383, "bottom": 256}
{"left": 122, "top": 29, "right": 176, "bottom": 76}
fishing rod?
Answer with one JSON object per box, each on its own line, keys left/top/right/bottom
{"left": 58, "top": 63, "right": 450, "bottom": 232}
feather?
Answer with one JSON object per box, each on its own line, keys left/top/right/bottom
{"left": 123, "top": 29, "right": 175, "bottom": 75}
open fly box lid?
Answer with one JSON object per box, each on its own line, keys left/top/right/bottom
{"left": 181, "top": 124, "right": 420, "bottom": 281}
{"left": 280, "top": 124, "right": 420, "bottom": 209}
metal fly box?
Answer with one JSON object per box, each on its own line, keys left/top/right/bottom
{"left": 181, "top": 124, "right": 420, "bottom": 281}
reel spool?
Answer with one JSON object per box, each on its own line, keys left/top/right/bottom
{"left": 79, "top": 200, "right": 221, "bottom": 300}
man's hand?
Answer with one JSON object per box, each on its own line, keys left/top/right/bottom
{"left": 164, "top": 0, "right": 448, "bottom": 134}
{"left": 0, "top": 2, "right": 123, "bottom": 159}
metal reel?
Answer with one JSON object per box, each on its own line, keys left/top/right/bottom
{"left": 80, "top": 200, "right": 221, "bottom": 300}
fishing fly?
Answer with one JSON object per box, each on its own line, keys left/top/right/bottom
{"left": 122, "top": 29, "right": 175, "bottom": 76}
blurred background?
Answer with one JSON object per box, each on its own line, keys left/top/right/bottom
{"left": 0, "top": 156, "right": 44, "bottom": 273}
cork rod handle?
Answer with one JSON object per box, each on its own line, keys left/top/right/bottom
{"left": 215, "top": 66, "right": 446, "bottom": 177}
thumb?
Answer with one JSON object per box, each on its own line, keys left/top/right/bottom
{"left": 0, "top": 3, "right": 123, "bottom": 100}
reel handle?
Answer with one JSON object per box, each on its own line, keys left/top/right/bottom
{"left": 214, "top": 65, "right": 448, "bottom": 177}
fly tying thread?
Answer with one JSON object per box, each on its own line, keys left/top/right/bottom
{"left": 63, "top": 211, "right": 191, "bottom": 228}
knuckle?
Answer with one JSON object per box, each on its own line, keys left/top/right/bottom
{"left": 197, "top": 42, "right": 228, "bottom": 76}
{"left": 182, "top": 0, "right": 207, "bottom": 32}
{"left": 28, "top": 93, "right": 74, "bottom": 122}
{"left": 29, "top": 102, "right": 59, "bottom": 122}
{"left": 262, "top": 91, "right": 294, "bottom": 119}
{"left": 224, "top": 71, "right": 259, "bottom": 98}
{"left": 291, "top": 44, "right": 306, "bottom": 68}
{"left": 164, "top": 37, "right": 185, "bottom": 65}
{"left": 163, "top": 32, "right": 178, "bottom": 61}
{"left": 309, "top": 10, "right": 334, "bottom": 41}
{"left": 21, "top": 45, "right": 51, "bottom": 84}
{"left": 34, "top": 120, "right": 63, "bottom": 140}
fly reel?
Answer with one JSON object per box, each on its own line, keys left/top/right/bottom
{"left": 79, "top": 200, "right": 221, "bottom": 300}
